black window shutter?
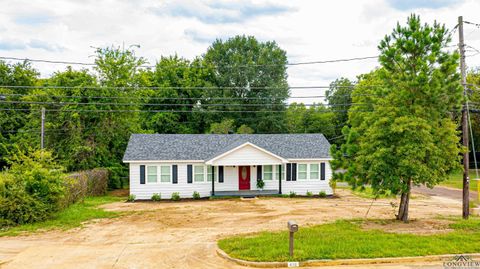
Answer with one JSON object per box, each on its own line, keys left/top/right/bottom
{"left": 321, "top": 163, "right": 325, "bottom": 181}
{"left": 140, "top": 165, "right": 145, "bottom": 184}
{"left": 292, "top": 163, "right": 297, "bottom": 181}
{"left": 187, "top": 165, "right": 193, "bottom": 183}
{"left": 286, "top": 163, "right": 291, "bottom": 181}
{"left": 219, "top": 166, "right": 224, "bottom": 183}
{"left": 257, "top": 165, "right": 262, "bottom": 180}
{"left": 172, "top": 165, "right": 178, "bottom": 184}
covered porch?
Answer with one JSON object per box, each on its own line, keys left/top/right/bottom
{"left": 205, "top": 142, "right": 287, "bottom": 197}
{"left": 214, "top": 190, "right": 280, "bottom": 197}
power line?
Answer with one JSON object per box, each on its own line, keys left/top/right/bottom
{"left": 0, "top": 107, "right": 370, "bottom": 114}
{"left": 0, "top": 55, "right": 379, "bottom": 69}
{"left": 0, "top": 93, "right": 335, "bottom": 101}
{"left": 464, "top": 21, "right": 480, "bottom": 28}
{"left": 0, "top": 100, "right": 372, "bottom": 108}
{"left": 0, "top": 84, "right": 385, "bottom": 90}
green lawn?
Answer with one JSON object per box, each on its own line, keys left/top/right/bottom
{"left": 218, "top": 218, "right": 480, "bottom": 262}
{"left": 441, "top": 170, "right": 479, "bottom": 191}
{"left": 0, "top": 195, "right": 124, "bottom": 236}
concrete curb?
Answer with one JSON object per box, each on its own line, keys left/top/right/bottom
{"left": 216, "top": 248, "right": 480, "bottom": 268}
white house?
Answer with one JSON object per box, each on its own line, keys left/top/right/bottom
{"left": 123, "top": 134, "right": 333, "bottom": 199}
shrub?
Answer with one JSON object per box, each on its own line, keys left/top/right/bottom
{"left": 171, "top": 192, "right": 180, "bottom": 201}
{"left": 151, "top": 193, "right": 161, "bottom": 201}
{"left": 64, "top": 168, "right": 109, "bottom": 207}
{"left": 193, "top": 191, "right": 201, "bottom": 200}
{"left": 0, "top": 150, "right": 66, "bottom": 227}
{"left": 306, "top": 191, "right": 313, "bottom": 197}
{"left": 289, "top": 191, "right": 296, "bottom": 198}
{"left": 319, "top": 191, "right": 327, "bottom": 198}
{"left": 256, "top": 179, "right": 265, "bottom": 190}
{"left": 127, "top": 194, "right": 136, "bottom": 202}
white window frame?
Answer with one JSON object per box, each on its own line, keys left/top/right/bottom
{"left": 194, "top": 165, "right": 205, "bottom": 183}
{"left": 159, "top": 165, "right": 171, "bottom": 183}
{"left": 297, "top": 164, "right": 308, "bottom": 180}
{"left": 207, "top": 165, "right": 217, "bottom": 182}
{"left": 310, "top": 163, "right": 320, "bottom": 180}
{"left": 263, "top": 165, "right": 273, "bottom": 180}
{"left": 274, "top": 165, "right": 280, "bottom": 180}
{"left": 147, "top": 165, "right": 158, "bottom": 183}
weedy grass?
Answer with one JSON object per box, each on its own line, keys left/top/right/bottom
{"left": 441, "top": 170, "right": 479, "bottom": 190}
{"left": 218, "top": 217, "right": 480, "bottom": 262}
{"left": 0, "top": 195, "right": 123, "bottom": 236}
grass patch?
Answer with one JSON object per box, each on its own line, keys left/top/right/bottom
{"left": 441, "top": 170, "right": 479, "bottom": 190}
{"left": 0, "top": 195, "right": 123, "bottom": 236}
{"left": 336, "top": 184, "right": 395, "bottom": 199}
{"left": 218, "top": 218, "right": 480, "bottom": 262}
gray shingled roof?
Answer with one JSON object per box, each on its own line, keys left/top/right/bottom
{"left": 123, "top": 134, "right": 331, "bottom": 161}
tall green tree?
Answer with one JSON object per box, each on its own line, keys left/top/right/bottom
{"left": 331, "top": 15, "right": 462, "bottom": 222}
{"left": 0, "top": 61, "right": 39, "bottom": 169}
{"left": 467, "top": 69, "right": 480, "bottom": 166}
{"left": 326, "top": 77, "right": 354, "bottom": 141}
{"left": 285, "top": 102, "right": 336, "bottom": 137}
{"left": 203, "top": 35, "right": 289, "bottom": 133}
{"left": 140, "top": 55, "right": 214, "bottom": 134}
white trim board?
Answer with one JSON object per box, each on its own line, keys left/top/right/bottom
{"left": 205, "top": 142, "right": 288, "bottom": 165}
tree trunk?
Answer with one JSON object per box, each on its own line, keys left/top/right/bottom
{"left": 396, "top": 179, "right": 412, "bottom": 223}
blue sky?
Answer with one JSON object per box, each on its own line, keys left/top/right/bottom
{"left": 0, "top": 0, "right": 478, "bottom": 102}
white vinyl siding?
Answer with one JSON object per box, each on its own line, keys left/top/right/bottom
{"left": 298, "top": 164, "right": 307, "bottom": 180}
{"left": 128, "top": 161, "right": 334, "bottom": 199}
{"left": 194, "top": 165, "right": 205, "bottom": 182}
{"left": 310, "top": 164, "right": 319, "bottom": 180}
{"left": 263, "top": 165, "right": 273, "bottom": 180}
{"left": 147, "top": 166, "right": 157, "bottom": 183}
{"left": 160, "top": 165, "right": 171, "bottom": 182}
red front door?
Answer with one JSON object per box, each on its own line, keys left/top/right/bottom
{"left": 238, "top": 166, "right": 251, "bottom": 190}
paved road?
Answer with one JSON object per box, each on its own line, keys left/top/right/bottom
{"left": 413, "top": 185, "right": 478, "bottom": 201}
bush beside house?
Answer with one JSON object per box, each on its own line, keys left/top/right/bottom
{"left": 0, "top": 150, "right": 109, "bottom": 228}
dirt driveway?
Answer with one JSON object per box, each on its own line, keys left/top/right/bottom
{"left": 0, "top": 190, "right": 462, "bottom": 269}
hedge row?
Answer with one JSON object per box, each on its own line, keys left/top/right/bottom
{"left": 62, "top": 169, "right": 109, "bottom": 207}
{"left": 0, "top": 151, "right": 110, "bottom": 227}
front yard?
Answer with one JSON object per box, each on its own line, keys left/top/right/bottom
{"left": 219, "top": 217, "right": 480, "bottom": 262}
{"left": 0, "top": 189, "right": 469, "bottom": 268}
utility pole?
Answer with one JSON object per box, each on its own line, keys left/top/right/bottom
{"left": 458, "top": 16, "right": 469, "bottom": 219}
{"left": 41, "top": 107, "right": 45, "bottom": 149}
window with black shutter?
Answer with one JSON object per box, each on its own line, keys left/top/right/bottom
{"left": 286, "top": 163, "right": 291, "bottom": 181}
{"left": 140, "top": 165, "right": 145, "bottom": 184}
{"left": 187, "top": 165, "right": 193, "bottom": 183}
{"left": 321, "top": 163, "right": 326, "bottom": 181}
{"left": 172, "top": 165, "right": 178, "bottom": 184}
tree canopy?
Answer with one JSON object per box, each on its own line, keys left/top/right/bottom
{"left": 331, "top": 14, "right": 463, "bottom": 222}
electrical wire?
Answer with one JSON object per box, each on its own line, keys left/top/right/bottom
{"left": 0, "top": 84, "right": 385, "bottom": 90}
{"left": 0, "top": 55, "right": 379, "bottom": 69}
{"left": 0, "top": 100, "right": 371, "bottom": 108}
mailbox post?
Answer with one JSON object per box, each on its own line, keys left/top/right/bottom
{"left": 287, "top": 220, "right": 298, "bottom": 257}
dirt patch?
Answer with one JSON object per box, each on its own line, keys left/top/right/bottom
{"left": 108, "top": 188, "right": 129, "bottom": 197}
{"left": 361, "top": 219, "right": 454, "bottom": 235}
{"left": 0, "top": 189, "right": 462, "bottom": 269}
